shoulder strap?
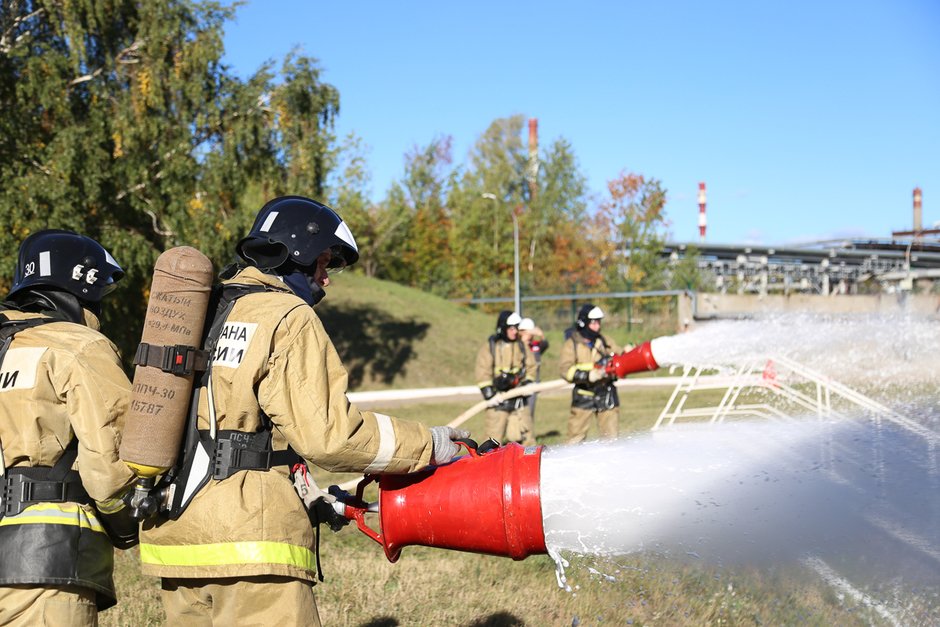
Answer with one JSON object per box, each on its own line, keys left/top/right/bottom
{"left": 488, "top": 335, "right": 496, "bottom": 373}
{"left": 47, "top": 438, "right": 80, "bottom": 482}
{"left": 198, "top": 284, "right": 268, "bottom": 386}
{"left": 0, "top": 313, "right": 54, "bottom": 362}
{"left": 163, "top": 283, "right": 272, "bottom": 519}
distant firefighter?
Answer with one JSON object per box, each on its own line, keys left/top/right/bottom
{"left": 518, "top": 317, "right": 549, "bottom": 418}
{"left": 559, "top": 304, "right": 623, "bottom": 444}
{"left": 476, "top": 311, "right": 537, "bottom": 445}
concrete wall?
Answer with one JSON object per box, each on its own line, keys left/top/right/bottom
{"left": 694, "top": 292, "right": 940, "bottom": 319}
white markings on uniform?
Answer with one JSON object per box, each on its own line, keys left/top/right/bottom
{"left": 39, "top": 251, "right": 51, "bottom": 277}
{"left": 364, "top": 413, "right": 396, "bottom": 473}
{"left": 334, "top": 221, "right": 358, "bottom": 251}
{"left": 259, "top": 211, "right": 279, "bottom": 233}
{"left": 211, "top": 322, "right": 257, "bottom": 368}
{"left": 0, "top": 347, "right": 47, "bottom": 392}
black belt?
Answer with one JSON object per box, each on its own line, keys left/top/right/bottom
{"left": 204, "top": 430, "right": 301, "bottom": 481}
{"left": 2, "top": 467, "right": 91, "bottom": 517}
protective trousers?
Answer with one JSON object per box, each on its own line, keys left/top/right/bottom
{"left": 0, "top": 585, "right": 97, "bottom": 626}
{"left": 485, "top": 406, "right": 536, "bottom": 446}
{"left": 160, "top": 576, "right": 320, "bottom": 627}
{"left": 566, "top": 406, "right": 619, "bottom": 444}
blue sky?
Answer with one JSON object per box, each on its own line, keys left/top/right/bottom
{"left": 222, "top": 1, "right": 940, "bottom": 246}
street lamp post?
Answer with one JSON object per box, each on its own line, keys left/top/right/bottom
{"left": 482, "top": 192, "right": 499, "bottom": 255}
{"left": 511, "top": 206, "right": 521, "bottom": 315}
{"left": 482, "top": 193, "right": 522, "bottom": 315}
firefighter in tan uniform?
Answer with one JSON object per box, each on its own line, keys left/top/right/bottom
{"left": 558, "top": 304, "right": 623, "bottom": 444}
{"left": 0, "top": 230, "right": 138, "bottom": 625}
{"left": 475, "top": 311, "right": 537, "bottom": 445}
{"left": 139, "top": 196, "right": 468, "bottom": 626}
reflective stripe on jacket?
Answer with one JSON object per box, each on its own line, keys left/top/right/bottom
{"left": 140, "top": 267, "right": 434, "bottom": 581}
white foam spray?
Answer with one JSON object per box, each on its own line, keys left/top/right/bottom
{"left": 538, "top": 311, "right": 939, "bottom": 622}
{"left": 650, "top": 312, "right": 940, "bottom": 396}
{"left": 541, "top": 417, "right": 940, "bottom": 591}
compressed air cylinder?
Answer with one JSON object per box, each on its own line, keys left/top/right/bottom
{"left": 119, "top": 247, "right": 214, "bottom": 477}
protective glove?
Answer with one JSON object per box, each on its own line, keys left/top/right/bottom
{"left": 481, "top": 385, "right": 497, "bottom": 400}
{"left": 588, "top": 367, "right": 607, "bottom": 383}
{"left": 292, "top": 462, "right": 349, "bottom": 531}
{"left": 97, "top": 489, "right": 140, "bottom": 550}
{"left": 493, "top": 372, "right": 517, "bottom": 391}
{"left": 430, "top": 426, "right": 471, "bottom": 465}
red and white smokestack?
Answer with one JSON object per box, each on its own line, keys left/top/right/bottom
{"left": 913, "top": 187, "right": 923, "bottom": 235}
{"left": 698, "top": 182, "right": 707, "bottom": 243}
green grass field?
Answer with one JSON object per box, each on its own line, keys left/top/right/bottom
{"left": 99, "top": 274, "right": 902, "bottom": 626}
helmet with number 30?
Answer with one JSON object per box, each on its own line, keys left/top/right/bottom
{"left": 8, "top": 229, "right": 125, "bottom": 304}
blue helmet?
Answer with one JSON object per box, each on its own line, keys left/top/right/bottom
{"left": 236, "top": 196, "right": 359, "bottom": 271}
{"left": 9, "top": 229, "right": 124, "bottom": 303}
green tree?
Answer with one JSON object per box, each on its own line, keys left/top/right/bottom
{"left": 524, "top": 137, "right": 592, "bottom": 293}
{"left": 384, "top": 136, "right": 453, "bottom": 293}
{"left": 666, "top": 244, "right": 704, "bottom": 291}
{"left": 326, "top": 132, "right": 385, "bottom": 276}
{"left": 0, "top": 0, "right": 340, "bottom": 357}
{"left": 448, "top": 116, "right": 529, "bottom": 297}
{"left": 600, "top": 171, "right": 670, "bottom": 291}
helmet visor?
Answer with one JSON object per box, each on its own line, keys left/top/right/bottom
{"left": 325, "top": 245, "right": 350, "bottom": 274}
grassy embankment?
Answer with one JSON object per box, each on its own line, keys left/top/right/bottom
{"left": 102, "top": 273, "right": 888, "bottom": 626}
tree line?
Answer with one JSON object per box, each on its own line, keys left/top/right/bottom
{"left": 0, "top": 0, "right": 699, "bottom": 357}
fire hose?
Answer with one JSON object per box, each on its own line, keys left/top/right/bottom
{"left": 336, "top": 339, "right": 663, "bottom": 492}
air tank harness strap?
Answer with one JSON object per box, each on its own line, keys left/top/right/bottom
{"left": 1, "top": 439, "right": 89, "bottom": 518}
{"left": 133, "top": 343, "right": 210, "bottom": 377}
{"left": 202, "top": 430, "right": 302, "bottom": 481}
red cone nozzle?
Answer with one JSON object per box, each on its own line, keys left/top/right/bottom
{"left": 609, "top": 340, "right": 660, "bottom": 379}
{"left": 347, "top": 443, "right": 546, "bottom": 562}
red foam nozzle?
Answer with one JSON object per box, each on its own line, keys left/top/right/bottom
{"left": 608, "top": 340, "right": 660, "bottom": 379}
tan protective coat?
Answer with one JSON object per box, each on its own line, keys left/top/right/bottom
{"left": 120, "top": 247, "right": 214, "bottom": 473}
{"left": 139, "top": 268, "right": 434, "bottom": 581}
{"left": 474, "top": 338, "right": 537, "bottom": 390}
{"left": 0, "top": 310, "right": 134, "bottom": 501}
{"left": 558, "top": 330, "right": 622, "bottom": 382}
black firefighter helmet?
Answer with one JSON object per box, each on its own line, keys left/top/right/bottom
{"left": 575, "top": 304, "right": 604, "bottom": 340}
{"left": 236, "top": 196, "right": 359, "bottom": 272}
{"left": 8, "top": 229, "right": 124, "bottom": 304}
{"left": 495, "top": 310, "right": 522, "bottom": 341}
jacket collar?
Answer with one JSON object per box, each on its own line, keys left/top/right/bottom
{"left": 223, "top": 266, "right": 294, "bottom": 293}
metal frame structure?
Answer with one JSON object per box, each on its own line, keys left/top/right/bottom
{"left": 663, "top": 238, "right": 940, "bottom": 295}
{"left": 652, "top": 356, "right": 939, "bottom": 448}
{"left": 652, "top": 359, "right": 939, "bottom": 624}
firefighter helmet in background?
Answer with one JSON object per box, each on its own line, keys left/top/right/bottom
{"left": 495, "top": 310, "right": 522, "bottom": 341}
{"left": 576, "top": 304, "right": 604, "bottom": 340}
{"left": 8, "top": 229, "right": 124, "bottom": 303}
{"left": 236, "top": 196, "right": 359, "bottom": 272}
